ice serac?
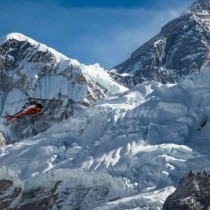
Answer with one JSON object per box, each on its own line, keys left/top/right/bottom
{"left": 0, "top": 33, "right": 127, "bottom": 142}
{"left": 112, "top": 0, "right": 210, "bottom": 87}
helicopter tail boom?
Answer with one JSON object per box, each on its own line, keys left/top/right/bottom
{"left": 6, "top": 114, "right": 15, "bottom": 122}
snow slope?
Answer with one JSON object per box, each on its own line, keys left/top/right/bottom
{"left": 1, "top": 66, "right": 210, "bottom": 208}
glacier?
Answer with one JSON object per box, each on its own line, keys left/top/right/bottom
{"left": 1, "top": 64, "right": 210, "bottom": 208}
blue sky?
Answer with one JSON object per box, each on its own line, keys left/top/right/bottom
{"left": 0, "top": 0, "right": 194, "bottom": 68}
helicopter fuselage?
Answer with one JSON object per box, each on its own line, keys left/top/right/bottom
{"left": 6, "top": 102, "right": 43, "bottom": 122}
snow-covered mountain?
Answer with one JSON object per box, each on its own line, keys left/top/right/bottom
{"left": 0, "top": 33, "right": 127, "bottom": 142}
{"left": 2, "top": 1, "right": 210, "bottom": 209}
{"left": 112, "top": 0, "right": 210, "bottom": 87}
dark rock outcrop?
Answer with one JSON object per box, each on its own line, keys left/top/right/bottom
{"left": 0, "top": 133, "right": 6, "bottom": 146}
{"left": 162, "top": 170, "right": 210, "bottom": 210}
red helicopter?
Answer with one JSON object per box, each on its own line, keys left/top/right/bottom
{"left": 5, "top": 99, "right": 44, "bottom": 123}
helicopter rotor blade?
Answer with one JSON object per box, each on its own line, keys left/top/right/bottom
{"left": 30, "top": 97, "right": 60, "bottom": 102}
{"left": 5, "top": 97, "right": 60, "bottom": 105}
{"left": 6, "top": 98, "right": 29, "bottom": 105}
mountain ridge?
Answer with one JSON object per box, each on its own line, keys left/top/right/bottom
{"left": 0, "top": 32, "right": 71, "bottom": 62}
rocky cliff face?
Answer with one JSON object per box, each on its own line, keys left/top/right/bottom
{"left": 0, "top": 33, "right": 126, "bottom": 143}
{"left": 113, "top": 0, "right": 210, "bottom": 87}
{"left": 0, "top": 133, "right": 6, "bottom": 147}
{"left": 162, "top": 171, "right": 210, "bottom": 210}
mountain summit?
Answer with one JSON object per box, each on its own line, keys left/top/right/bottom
{"left": 112, "top": 0, "right": 210, "bottom": 87}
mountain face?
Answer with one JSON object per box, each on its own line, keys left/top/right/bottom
{"left": 163, "top": 171, "right": 210, "bottom": 210}
{"left": 0, "top": 33, "right": 127, "bottom": 142}
{"left": 112, "top": 0, "right": 210, "bottom": 87}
